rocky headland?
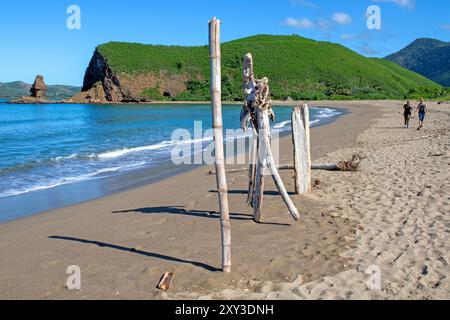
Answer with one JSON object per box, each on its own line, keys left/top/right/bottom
{"left": 66, "top": 48, "right": 189, "bottom": 104}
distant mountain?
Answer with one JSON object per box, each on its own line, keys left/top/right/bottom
{"left": 75, "top": 34, "right": 443, "bottom": 103}
{"left": 386, "top": 38, "right": 450, "bottom": 87}
{"left": 0, "top": 81, "right": 80, "bottom": 101}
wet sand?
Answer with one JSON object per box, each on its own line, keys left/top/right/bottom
{"left": 0, "top": 101, "right": 448, "bottom": 300}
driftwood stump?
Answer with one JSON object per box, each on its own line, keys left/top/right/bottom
{"left": 292, "top": 104, "right": 312, "bottom": 195}
{"left": 240, "top": 53, "right": 299, "bottom": 223}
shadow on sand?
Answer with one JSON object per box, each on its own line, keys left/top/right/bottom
{"left": 112, "top": 206, "right": 291, "bottom": 226}
{"left": 49, "top": 235, "right": 220, "bottom": 272}
{"left": 209, "top": 189, "right": 297, "bottom": 196}
{"left": 375, "top": 126, "right": 408, "bottom": 129}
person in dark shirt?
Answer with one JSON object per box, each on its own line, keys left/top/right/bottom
{"left": 417, "top": 98, "right": 427, "bottom": 130}
{"left": 403, "top": 100, "right": 413, "bottom": 128}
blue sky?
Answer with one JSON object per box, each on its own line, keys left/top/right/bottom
{"left": 0, "top": 0, "right": 449, "bottom": 86}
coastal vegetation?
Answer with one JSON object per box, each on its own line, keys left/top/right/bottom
{"left": 95, "top": 35, "right": 445, "bottom": 101}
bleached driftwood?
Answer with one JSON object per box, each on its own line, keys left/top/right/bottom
{"left": 242, "top": 54, "right": 258, "bottom": 208}
{"left": 240, "top": 53, "right": 299, "bottom": 223}
{"left": 252, "top": 106, "right": 269, "bottom": 222}
{"left": 294, "top": 154, "right": 362, "bottom": 172}
{"left": 258, "top": 107, "right": 299, "bottom": 222}
{"left": 209, "top": 17, "right": 231, "bottom": 273}
{"left": 343, "top": 155, "right": 362, "bottom": 170}
{"left": 208, "top": 154, "right": 362, "bottom": 175}
{"left": 292, "top": 105, "right": 311, "bottom": 195}
{"left": 246, "top": 131, "right": 258, "bottom": 206}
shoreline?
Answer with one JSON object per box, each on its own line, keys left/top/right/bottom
{"left": 0, "top": 101, "right": 380, "bottom": 299}
{"left": 1, "top": 100, "right": 448, "bottom": 300}
{"left": 0, "top": 104, "right": 346, "bottom": 224}
{"left": 3, "top": 98, "right": 449, "bottom": 106}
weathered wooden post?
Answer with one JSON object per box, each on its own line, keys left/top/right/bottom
{"left": 241, "top": 53, "right": 300, "bottom": 223}
{"left": 246, "top": 132, "right": 258, "bottom": 207}
{"left": 209, "top": 17, "right": 231, "bottom": 273}
{"left": 243, "top": 54, "right": 258, "bottom": 208}
{"left": 292, "top": 104, "right": 312, "bottom": 194}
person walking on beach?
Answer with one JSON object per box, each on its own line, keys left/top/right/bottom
{"left": 403, "top": 100, "right": 413, "bottom": 128}
{"left": 417, "top": 98, "right": 427, "bottom": 130}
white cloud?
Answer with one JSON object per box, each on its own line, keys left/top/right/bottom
{"left": 284, "top": 17, "right": 330, "bottom": 31}
{"left": 285, "top": 18, "right": 316, "bottom": 29}
{"left": 332, "top": 12, "right": 353, "bottom": 25}
{"left": 442, "top": 24, "right": 450, "bottom": 31}
{"left": 373, "top": 0, "right": 415, "bottom": 10}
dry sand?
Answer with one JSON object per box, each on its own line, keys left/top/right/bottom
{"left": 0, "top": 101, "right": 448, "bottom": 300}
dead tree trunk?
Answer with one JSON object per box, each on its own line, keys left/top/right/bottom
{"left": 259, "top": 108, "right": 300, "bottom": 221}
{"left": 246, "top": 130, "right": 258, "bottom": 207}
{"left": 209, "top": 17, "right": 231, "bottom": 273}
{"left": 252, "top": 108, "right": 269, "bottom": 222}
{"left": 209, "top": 154, "right": 362, "bottom": 175}
{"left": 292, "top": 104, "right": 312, "bottom": 195}
{"left": 240, "top": 53, "right": 299, "bottom": 223}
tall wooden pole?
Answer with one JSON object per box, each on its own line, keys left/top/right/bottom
{"left": 209, "top": 17, "right": 231, "bottom": 273}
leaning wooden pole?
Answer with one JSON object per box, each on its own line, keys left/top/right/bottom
{"left": 292, "top": 104, "right": 312, "bottom": 194}
{"left": 209, "top": 17, "right": 231, "bottom": 273}
{"left": 255, "top": 106, "right": 300, "bottom": 222}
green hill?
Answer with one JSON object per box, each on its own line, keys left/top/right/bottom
{"left": 386, "top": 38, "right": 450, "bottom": 87}
{"left": 83, "top": 35, "right": 444, "bottom": 102}
{"left": 0, "top": 81, "right": 81, "bottom": 101}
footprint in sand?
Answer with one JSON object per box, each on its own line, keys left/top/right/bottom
{"left": 147, "top": 218, "right": 169, "bottom": 226}
{"left": 186, "top": 201, "right": 199, "bottom": 210}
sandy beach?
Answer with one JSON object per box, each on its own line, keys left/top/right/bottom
{"left": 0, "top": 101, "right": 448, "bottom": 300}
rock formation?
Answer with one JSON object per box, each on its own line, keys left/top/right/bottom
{"left": 30, "top": 75, "right": 47, "bottom": 98}
{"left": 68, "top": 49, "right": 190, "bottom": 103}
{"left": 65, "top": 82, "right": 109, "bottom": 104}
{"left": 11, "top": 75, "right": 51, "bottom": 103}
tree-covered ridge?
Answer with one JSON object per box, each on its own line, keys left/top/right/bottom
{"left": 386, "top": 38, "right": 450, "bottom": 87}
{"left": 97, "top": 34, "right": 445, "bottom": 101}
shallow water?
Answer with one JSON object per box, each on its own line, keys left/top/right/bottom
{"left": 0, "top": 103, "right": 342, "bottom": 222}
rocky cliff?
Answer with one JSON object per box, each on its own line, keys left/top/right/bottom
{"left": 70, "top": 48, "right": 190, "bottom": 103}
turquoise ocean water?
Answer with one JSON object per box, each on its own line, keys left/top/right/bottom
{"left": 0, "top": 103, "right": 342, "bottom": 222}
